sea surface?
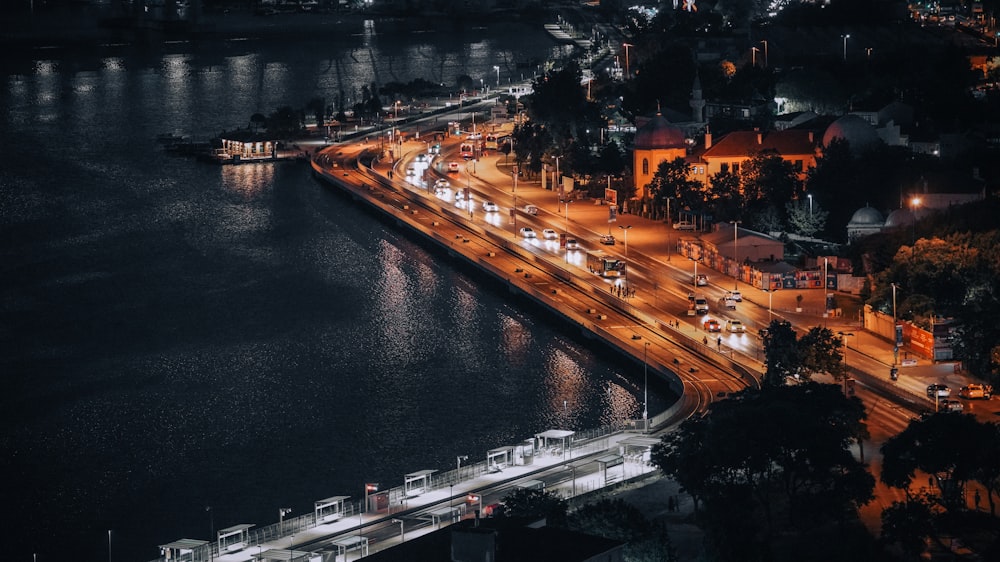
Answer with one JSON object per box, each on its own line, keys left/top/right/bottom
{"left": 0, "top": 19, "right": 674, "bottom": 562}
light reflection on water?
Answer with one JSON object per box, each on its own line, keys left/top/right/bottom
{"left": 1, "top": 26, "right": 674, "bottom": 562}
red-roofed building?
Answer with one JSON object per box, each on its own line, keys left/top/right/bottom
{"left": 688, "top": 129, "right": 819, "bottom": 186}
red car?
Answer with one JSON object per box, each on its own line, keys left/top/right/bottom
{"left": 703, "top": 319, "right": 721, "bottom": 332}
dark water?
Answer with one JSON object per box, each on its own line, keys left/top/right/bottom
{"left": 0, "top": 21, "right": 674, "bottom": 562}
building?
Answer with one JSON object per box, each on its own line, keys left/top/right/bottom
{"left": 688, "top": 129, "right": 818, "bottom": 186}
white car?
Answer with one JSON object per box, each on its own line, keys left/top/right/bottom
{"left": 542, "top": 228, "right": 558, "bottom": 240}
{"left": 566, "top": 238, "right": 580, "bottom": 250}
{"left": 519, "top": 227, "right": 537, "bottom": 239}
{"left": 434, "top": 178, "right": 450, "bottom": 189}
{"left": 414, "top": 154, "right": 429, "bottom": 164}
{"left": 726, "top": 320, "right": 745, "bottom": 333}
{"left": 482, "top": 201, "right": 499, "bottom": 212}
{"left": 726, "top": 290, "right": 743, "bottom": 302}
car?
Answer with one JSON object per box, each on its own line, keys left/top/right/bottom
{"left": 694, "top": 297, "right": 709, "bottom": 314}
{"left": 414, "top": 153, "right": 429, "bottom": 164}
{"left": 482, "top": 201, "right": 499, "bottom": 212}
{"left": 434, "top": 178, "right": 450, "bottom": 189}
{"left": 405, "top": 166, "right": 416, "bottom": 176}
{"left": 519, "top": 227, "right": 537, "bottom": 239}
{"left": 542, "top": 228, "right": 558, "bottom": 240}
{"left": 926, "top": 384, "right": 952, "bottom": 398}
{"left": 726, "top": 290, "right": 743, "bottom": 302}
{"left": 447, "top": 162, "right": 460, "bottom": 173}
{"left": 672, "top": 221, "right": 696, "bottom": 230}
{"left": 726, "top": 320, "right": 745, "bottom": 333}
{"left": 959, "top": 384, "right": 993, "bottom": 399}
{"left": 942, "top": 399, "right": 964, "bottom": 413}
{"left": 565, "top": 238, "right": 579, "bottom": 250}
{"left": 719, "top": 297, "right": 737, "bottom": 310}
{"left": 600, "top": 234, "right": 616, "bottom": 245}
{"left": 703, "top": 319, "right": 721, "bottom": 332}
{"left": 523, "top": 204, "right": 539, "bottom": 215}
{"left": 694, "top": 274, "right": 708, "bottom": 286}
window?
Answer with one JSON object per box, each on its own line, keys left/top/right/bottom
{"left": 732, "top": 162, "right": 740, "bottom": 173}
{"left": 720, "top": 163, "right": 729, "bottom": 173}
{"left": 642, "top": 158, "right": 649, "bottom": 175}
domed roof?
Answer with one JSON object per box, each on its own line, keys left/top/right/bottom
{"left": 823, "top": 115, "right": 880, "bottom": 154}
{"left": 884, "top": 208, "right": 915, "bottom": 228}
{"left": 634, "top": 113, "right": 686, "bottom": 150}
{"left": 848, "top": 206, "right": 884, "bottom": 226}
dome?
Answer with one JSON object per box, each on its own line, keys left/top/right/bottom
{"left": 847, "top": 206, "right": 884, "bottom": 227}
{"left": 634, "top": 113, "right": 686, "bottom": 150}
{"left": 822, "top": 115, "right": 880, "bottom": 154}
{"left": 884, "top": 208, "right": 915, "bottom": 228}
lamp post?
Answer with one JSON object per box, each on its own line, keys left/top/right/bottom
{"left": 891, "top": 282, "right": 899, "bottom": 366}
{"left": 642, "top": 342, "right": 650, "bottom": 422}
{"left": 910, "top": 196, "right": 921, "bottom": 254}
{"left": 108, "top": 530, "right": 112, "bottom": 562}
{"left": 553, "top": 155, "right": 562, "bottom": 196}
{"left": 666, "top": 196, "right": 672, "bottom": 261}
{"left": 823, "top": 257, "right": 829, "bottom": 315}
{"left": 838, "top": 331, "right": 854, "bottom": 394}
{"left": 619, "top": 225, "right": 632, "bottom": 284}
{"left": 564, "top": 200, "right": 572, "bottom": 236}
{"left": 807, "top": 193, "right": 813, "bottom": 216}
{"left": 691, "top": 257, "right": 699, "bottom": 287}
{"left": 279, "top": 507, "right": 292, "bottom": 535}
{"left": 841, "top": 34, "right": 850, "bottom": 61}
{"left": 622, "top": 42, "right": 633, "bottom": 77}
{"left": 493, "top": 65, "right": 500, "bottom": 87}
{"left": 751, "top": 46, "right": 759, "bottom": 67}
{"left": 392, "top": 519, "right": 404, "bottom": 543}
{"left": 206, "top": 506, "right": 214, "bottom": 561}
{"left": 730, "top": 220, "right": 741, "bottom": 290}
{"left": 760, "top": 39, "right": 768, "bottom": 67}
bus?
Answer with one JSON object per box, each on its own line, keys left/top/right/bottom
{"left": 484, "top": 134, "right": 499, "bottom": 151}
{"left": 586, "top": 250, "right": 625, "bottom": 278}
{"left": 459, "top": 142, "right": 475, "bottom": 159}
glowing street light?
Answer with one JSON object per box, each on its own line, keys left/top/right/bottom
{"left": 622, "top": 42, "right": 633, "bottom": 77}
{"left": 493, "top": 65, "right": 500, "bottom": 87}
{"left": 841, "top": 34, "right": 851, "bottom": 61}
{"left": 619, "top": 225, "right": 633, "bottom": 283}
{"left": 642, "top": 342, "right": 650, "bottom": 422}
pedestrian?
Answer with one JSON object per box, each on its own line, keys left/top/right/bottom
{"left": 703, "top": 336, "right": 708, "bottom": 345}
{"left": 717, "top": 336, "right": 722, "bottom": 349}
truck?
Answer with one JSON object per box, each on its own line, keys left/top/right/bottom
{"left": 586, "top": 250, "right": 624, "bottom": 278}
{"left": 959, "top": 383, "right": 993, "bottom": 399}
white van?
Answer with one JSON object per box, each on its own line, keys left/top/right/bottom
{"left": 673, "top": 221, "right": 696, "bottom": 230}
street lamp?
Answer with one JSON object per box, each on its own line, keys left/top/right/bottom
{"left": 622, "top": 42, "right": 633, "bottom": 77}
{"left": 391, "top": 519, "right": 404, "bottom": 542}
{"left": 730, "top": 220, "right": 741, "bottom": 290}
{"left": 807, "top": 193, "right": 813, "bottom": 216}
{"left": 751, "top": 46, "right": 759, "bottom": 67}
{"left": 891, "top": 282, "right": 900, "bottom": 365}
{"left": 838, "top": 331, "right": 854, "bottom": 394}
{"left": 841, "top": 34, "right": 850, "bottom": 61}
{"left": 108, "top": 530, "right": 112, "bottom": 562}
{"left": 279, "top": 507, "right": 292, "bottom": 535}
{"left": 619, "top": 225, "right": 632, "bottom": 283}
{"left": 493, "top": 65, "right": 500, "bottom": 87}
{"left": 642, "top": 342, "right": 650, "bottom": 422}
{"left": 910, "top": 196, "right": 921, "bottom": 254}
{"left": 760, "top": 39, "right": 768, "bottom": 67}
{"left": 553, "top": 155, "right": 562, "bottom": 195}
{"left": 206, "top": 506, "right": 214, "bottom": 561}
{"left": 564, "top": 199, "right": 572, "bottom": 235}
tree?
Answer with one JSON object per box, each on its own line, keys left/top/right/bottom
{"left": 265, "top": 105, "right": 301, "bottom": 137}
{"left": 645, "top": 157, "right": 704, "bottom": 213}
{"left": 707, "top": 169, "right": 742, "bottom": 221}
{"left": 880, "top": 494, "right": 936, "bottom": 557}
{"left": 568, "top": 499, "right": 677, "bottom": 562}
{"left": 493, "top": 488, "right": 568, "bottom": 526}
{"left": 740, "top": 149, "right": 801, "bottom": 219}
{"left": 762, "top": 319, "right": 800, "bottom": 387}
{"left": 785, "top": 198, "right": 828, "bottom": 237}
{"left": 880, "top": 412, "right": 987, "bottom": 509}
{"left": 652, "top": 384, "right": 872, "bottom": 560}
{"left": 798, "top": 327, "right": 847, "bottom": 381}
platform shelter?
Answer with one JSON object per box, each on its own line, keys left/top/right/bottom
{"left": 535, "top": 429, "right": 575, "bottom": 458}
{"left": 314, "top": 495, "right": 350, "bottom": 523}
{"left": 618, "top": 435, "right": 660, "bottom": 463}
{"left": 158, "top": 538, "right": 208, "bottom": 562}
{"left": 404, "top": 469, "right": 437, "bottom": 497}
{"left": 252, "top": 548, "right": 312, "bottom": 562}
{"left": 486, "top": 446, "right": 514, "bottom": 471}
{"left": 596, "top": 454, "right": 625, "bottom": 485}
{"left": 216, "top": 524, "right": 254, "bottom": 554}
{"left": 330, "top": 535, "right": 369, "bottom": 558}
{"left": 424, "top": 505, "right": 464, "bottom": 528}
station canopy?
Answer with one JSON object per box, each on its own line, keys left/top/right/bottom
{"left": 314, "top": 495, "right": 350, "bottom": 523}
{"left": 404, "top": 469, "right": 438, "bottom": 496}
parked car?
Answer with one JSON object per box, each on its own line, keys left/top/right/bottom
{"left": 703, "top": 319, "right": 721, "bottom": 332}
{"left": 959, "top": 383, "right": 993, "bottom": 399}
{"left": 726, "top": 320, "right": 745, "bottom": 333}
{"left": 600, "top": 234, "right": 616, "bottom": 245}
{"left": 542, "top": 228, "right": 558, "bottom": 240}
{"left": 519, "top": 227, "right": 537, "bottom": 239}
{"left": 565, "top": 238, "right": 580, "bottom": 250}
{"left": 926, "top": 384, "right": 952, "bottom": 398}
